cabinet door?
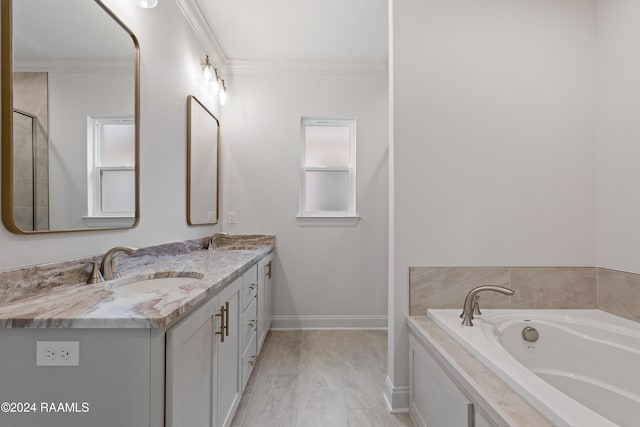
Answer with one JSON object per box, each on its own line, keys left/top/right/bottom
{"left": 257, "top": 255, "right": 273, "bottom": 353}
{"left": 217, "top": 277, "right": 242, "bottom": 427}
{"left": 166, "top": 297, "right": 219, "bottom": 427}
{"left": 409, "top": 335, "right": 473, "bottom": 427}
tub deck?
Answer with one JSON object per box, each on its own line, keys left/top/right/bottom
{"left": 407, "top": 315, "right": 553, "bottom": 427}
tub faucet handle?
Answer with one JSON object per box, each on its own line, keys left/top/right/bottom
{"left": 472, "top": 295, "right": 481, "bottom": 316}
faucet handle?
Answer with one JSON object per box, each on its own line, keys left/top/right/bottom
{"left": 472, "top": 295, "right": 482, "bottom": 316}
{"left": 86, "top": 261, "right": 105, "bottom": 284}
{"left": 208, "top": 232, "right": 229, "bottom": 250}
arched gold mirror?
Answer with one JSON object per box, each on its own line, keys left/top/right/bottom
{"left": 1, "top": 0, "right": 139, "bottom": 233}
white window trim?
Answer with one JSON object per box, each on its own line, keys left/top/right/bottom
{"left": 86, "top": 115, "right": 135, "bottom": 220}
{"left": 298, "top": 117, "right": 359, "bottom": 224}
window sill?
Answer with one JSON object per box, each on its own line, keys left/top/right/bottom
{"left": 296, "top": 215, "right": 360, "bottom": 227}
{"left": 83, "top": 216, "right": 136, "bottom": 228}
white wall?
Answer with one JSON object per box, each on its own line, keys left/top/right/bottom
{"left": 0, "top": 0, "right": 221, "bottom": 270}
{"left": 221, "top": 66, "right": 389, "bottom": 328}
{"left": 389, "top": 0, "right": 597, "bottom": 409}
{"left": 48, "top": 72, "right": 133, "bottom": 230}
{"left": 596, "top": 0, "right": 640, "bottom": 274}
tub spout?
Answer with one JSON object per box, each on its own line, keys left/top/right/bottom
{"left": 461, "top": 285, "right": 514, "bottom": 327}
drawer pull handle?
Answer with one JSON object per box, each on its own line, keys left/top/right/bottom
{"left": 248, "top": 283, "right": 257, "bottom": 291}
{"left": 266, "top": 261, "right": 272, "bottom": 279}
{"left": 249, "top": 355, "right": 257, "bottom": 367}
{"left": 215, "top": 305, "right": 226, "bottom": 343}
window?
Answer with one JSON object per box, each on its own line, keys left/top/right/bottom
{"left": 299, "top": 118, "right": 357, "bottom": 223}
{"left": 87, "top": 116, "right": 135, "bottom": 219}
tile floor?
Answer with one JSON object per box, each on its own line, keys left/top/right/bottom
{"left": 231, "top": 330, "right": 415, "bottom": 427}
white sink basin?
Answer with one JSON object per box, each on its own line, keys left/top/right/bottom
{"left": 109, "top": 272, "right": 204, "bottom": 294}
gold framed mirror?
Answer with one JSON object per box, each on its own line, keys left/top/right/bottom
{"left": 187, "top": 95, "right": 219, "bottom": 225}
{"left": 1, "top": 0, "right": 140, "bottom": 233}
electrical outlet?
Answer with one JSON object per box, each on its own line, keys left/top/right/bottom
{"left": 36, "top": 341, "right": 79, "bottom": 366}
{"left": 44, "top": 348, "right": 56, "bottom": 361}
{"left": 58, "top": 348, "right": 71, "bottom": 360}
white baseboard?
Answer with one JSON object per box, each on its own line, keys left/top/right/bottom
{"left": 383, "top": 376, "right": 410, "bottom": 413}
{"left": 270, "top": 315, "right": 387, "bottom": 330}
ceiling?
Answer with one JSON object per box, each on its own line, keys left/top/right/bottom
{"left": 194, "top": 0, "right": 388, "bottom": 64}
{"left": 13, "top": 0, "right": 134, "bottom": 63}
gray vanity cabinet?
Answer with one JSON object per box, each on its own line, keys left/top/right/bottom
{"left": 166, "top": 276, "right": 242, "bottom": 427}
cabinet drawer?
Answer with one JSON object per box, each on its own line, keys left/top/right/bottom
{"left": 241, "top": 265, "right": 258, "bottom": 311}
{"left": 241, "top": 297, "right": 257, "bottom": 351}
{"left": 241, "top": 331, "right": 257, "bottom": 392}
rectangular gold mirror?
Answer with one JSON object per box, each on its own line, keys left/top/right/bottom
{"left": 1, "top": 0, "right": 140, "bottom": 233}
{"left": 187, "top": 95, "right": 219, "bottom": 225}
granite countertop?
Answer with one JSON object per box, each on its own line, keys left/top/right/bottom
{"left": 0, "top": 235, "right": 275, "bottom": 329}
{"left": 407, "top": 315, "right": 553, "bottom": 427}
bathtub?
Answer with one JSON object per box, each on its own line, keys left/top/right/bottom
{"left": 427, "top": 309, "right": 640, "bottom": 427}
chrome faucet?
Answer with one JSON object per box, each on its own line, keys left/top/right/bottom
{"left": 460, "top": 285, "right": 514, "bottom": 327}
{"left": 100, "top": 246, "right": 138, "bottom": 280}
{"left": 208, "top": 232, "right": 229, "bottom": 250}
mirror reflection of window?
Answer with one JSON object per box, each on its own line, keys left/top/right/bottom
{"left": 87, "top": 116, "right": 135, "bottom": 218}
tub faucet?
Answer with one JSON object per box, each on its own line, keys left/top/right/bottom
{"left": 460, "top": 285, "right": 514, "bottom": 327}
{"left": 100, "top": 246, "right": 138, "bottom": 280}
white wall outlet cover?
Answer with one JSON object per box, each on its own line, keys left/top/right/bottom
{"left": 36, "top": 341, "right": 79, "bottom": 366}
{"left": 228, "top": 211, "right": 237, "bottom": 224}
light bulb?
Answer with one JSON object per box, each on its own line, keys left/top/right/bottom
{"left": 201, "top": 55, "right": 215, "bottom": 83}
{"left": 211, "top": 76, "right": 221, "bottom": 95}
{"left": 219, "top": 83, "right": 228, "bottom": 105}
{"left": 136, "top": 0, "right": 158, "bottom": 8}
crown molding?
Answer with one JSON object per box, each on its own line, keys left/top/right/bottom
{"left": 224, "top": 60, "right": 388, "bottom": 76}
{"left": 175, "top": 0, "right": 227, "bottom": 67}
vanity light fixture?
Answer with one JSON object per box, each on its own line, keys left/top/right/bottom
{"left": 136, "top": 0, "right": 158, "bottom": 8}
{"left": 200, "top": 55, "right": 228, "bottom": 104}
{"left": 219, "top": 79, "right": 228, "bottom": 105}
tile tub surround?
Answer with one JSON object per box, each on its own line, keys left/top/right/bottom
{"left": 0, "top": 235, "right": 275, "bottom": 329}
{"left": 598, "top": 268, "right": 640, "bottom": 322}
{"left": 407, "top": 316, "right": 553, "bottom": 427}
{"left": 409, "top": 267, "right": 597, "bottom": 315}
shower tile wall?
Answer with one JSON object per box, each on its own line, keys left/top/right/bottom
{"left": 409, "top": 267, "right": 597, "bottom": 315}
{"left": 410, "top": 266, "right": 640, "bottom": 323}
{"left": 13, "top": 72, "right": 49, "bottom": 231}
{"left": 597, "top": 268, "right": 640, "bottom": 322}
